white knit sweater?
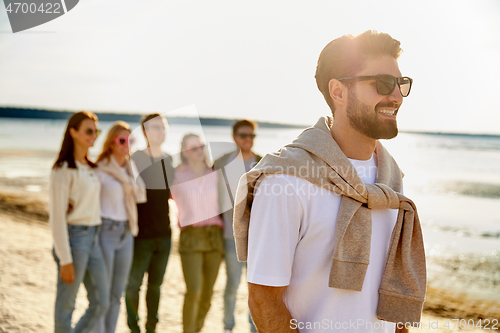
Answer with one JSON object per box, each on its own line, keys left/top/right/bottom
{"left": 49, "top": 161, "right": 101, "bottom": 265}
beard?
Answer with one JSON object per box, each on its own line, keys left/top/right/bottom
{"left": 346, "top": 90, "right": 399, "bottom": 140}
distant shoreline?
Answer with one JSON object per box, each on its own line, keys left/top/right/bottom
{"left": 2, "top": 106, "right": 500, "bottom": 138}
{"left": 0, "top": 106, "right": 307, "bottom": 129}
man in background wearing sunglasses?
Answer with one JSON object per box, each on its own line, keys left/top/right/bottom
{"left": 213, "top": 119, "right": 261, "bottom": 333}
{"left": 235, "top": 31, "right": 425, "bottom": 333}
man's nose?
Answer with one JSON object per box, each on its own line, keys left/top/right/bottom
{"left": 388, "top": 85, "right": 403, "bottom": 105}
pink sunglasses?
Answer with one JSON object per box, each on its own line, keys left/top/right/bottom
{"left": 114, "top": 136, "right": 135, "bottom": 146}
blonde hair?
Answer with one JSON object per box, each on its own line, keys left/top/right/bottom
{"left": 180, "top": 133, "right": 209, "bottom": 167}
{"left": 96, "top": 121, "right": 131, "bottom": 163}
{"left": 315, "top": 30, "right": 403, "bottom": 114}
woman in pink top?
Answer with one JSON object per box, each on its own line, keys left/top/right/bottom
{"left": 171, "top": 133, "right": 224, "bottom": 333}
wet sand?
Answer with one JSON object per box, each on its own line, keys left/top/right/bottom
{"left": 0, "top": 188, "right": 499, "bottom": 332}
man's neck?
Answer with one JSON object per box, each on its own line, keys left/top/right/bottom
{"left": 146, "top": 145, "right": 163, "bottom": 158}
{"left": 240, "top": 150, "right": 256, "bottom": 161}
{"left": 330, "top": 122, "right": 376, "bottom": 160}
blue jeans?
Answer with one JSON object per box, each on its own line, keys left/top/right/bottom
{"left": 223, "top": 238, "right": 257, "bottom": 332}
{"left": 53, "top": 225, "right": 109, "bottom": 333}
{"left": 90, "top": 218, "right": 133, "bottom": 333}
{"left": 126, "top": 237, "right": 171, "bottom": 333}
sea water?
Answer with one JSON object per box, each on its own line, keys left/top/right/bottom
{"left": 1, "top": 117, "right": 499, "bottom": 260}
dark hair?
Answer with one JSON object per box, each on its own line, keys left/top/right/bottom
{"left": 53, "top": 111, "right": 99, "bottom": 169}
{"left": 140, "top": 113, "right": 167, "bottom": 132}
{"left": 315, "top": 30, "right": 403, "bottom": 114}
{"left": 232, "top": 119, "right": 257, "bottom": 135}
{"left": 140, "top": 113, "right": 168, "bottom": 146}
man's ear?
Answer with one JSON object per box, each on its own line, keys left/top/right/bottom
{"left": 328, "top": 79, "right": 347, "bottom": 108}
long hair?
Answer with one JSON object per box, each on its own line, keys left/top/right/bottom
{"left": 96, "top": 121, "right": 131, "bottom": 164}
{"left": 53, "top": 111, "right": 99, "bottom": 169}
{"left": 180, "top": 133, "right": 209, "bottom": 167}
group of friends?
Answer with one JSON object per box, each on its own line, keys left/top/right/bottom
{"left": 49, "top": 112, "right": 259, "bottom": 333}
{"left": 49, "top": 30, "right": 425, "bottom": 333}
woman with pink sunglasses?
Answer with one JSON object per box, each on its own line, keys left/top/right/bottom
{"left": 94, "top": 121, "right": 146, "bottom": 333}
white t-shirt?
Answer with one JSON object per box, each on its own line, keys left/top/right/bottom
{"left": 96, "top": 167, "right": 128, "bottom": 221}
{"left": 247, "top": 155, "right": 398, "bottom": 333}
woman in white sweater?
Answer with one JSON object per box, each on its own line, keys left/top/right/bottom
{"left": 49, "top": 111, "right": 109, "bottom": 333}
{"left": 94, "top": 121, "right": 146, "bottom": 333}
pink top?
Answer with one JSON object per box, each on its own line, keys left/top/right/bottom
{"left": 171, "top": 164, "right": 224, "bottom": 230}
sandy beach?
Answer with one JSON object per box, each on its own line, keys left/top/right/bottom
{"left": 0, "top": 189, "right": 253, "bottom": 333}
{"left": 0, "top": 149, "right": 499, "bottom": 332}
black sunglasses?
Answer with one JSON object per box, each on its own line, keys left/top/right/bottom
{"left": 85, "top": 128, "right": 102, "bottom": 136}
{"left": 337, "top": 74, "right": 413, "bottom": 97}
{"left": 236, "top": 133, "right": 256, "bottom": 139}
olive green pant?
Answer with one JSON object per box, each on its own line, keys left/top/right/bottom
{"left": 179, "top": 225, "right": 224, "bottom": 333}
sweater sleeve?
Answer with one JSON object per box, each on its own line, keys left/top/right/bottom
{"left": 49, "top": 166, "right": 73, "bottom": 265}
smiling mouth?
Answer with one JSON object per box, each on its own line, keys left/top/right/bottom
{"left": 377, "top": 109, "right": 398, "bottom": 116}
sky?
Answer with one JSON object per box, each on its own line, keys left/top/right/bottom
{"left": 0, "top": 0, "right": 499, "bottom": 134}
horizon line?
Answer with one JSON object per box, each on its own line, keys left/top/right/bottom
{"left": 1, "top": 105, "right": 500, "bottom": 137}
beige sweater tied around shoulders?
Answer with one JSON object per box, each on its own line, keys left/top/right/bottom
{"left": 233, "top": 116, "right": 426, "bottom": 325}
{"left": 97, "top": 155, "right": 147, "bottom": 237}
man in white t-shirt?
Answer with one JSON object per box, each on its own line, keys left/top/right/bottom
{"left": 243, "top": 31, "right": 418, "bottom": 333}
